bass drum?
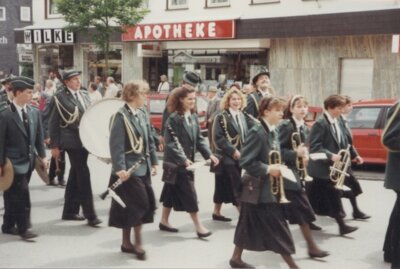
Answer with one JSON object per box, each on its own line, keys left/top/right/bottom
{"left": 79, "top": 98, "right": 124, "bottom": 160}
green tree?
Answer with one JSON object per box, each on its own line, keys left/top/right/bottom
{"left": 55, "top": 0, "right": 148, "bottom": 76}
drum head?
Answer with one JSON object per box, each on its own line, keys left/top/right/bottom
{"left": 79, "top": 98, "right": 124, "bottom": 159}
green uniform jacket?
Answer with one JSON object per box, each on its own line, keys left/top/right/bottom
{"left": 382, "top": 102, "right": 400, "bottom": 190}
{"left": 109, "top": 105, "right": 158, "bottom": 177}
{"left": 0, "top": 104, "right": 46, "bottom": 174}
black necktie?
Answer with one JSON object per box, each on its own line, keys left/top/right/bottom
{"left": 186, "top": 116, "right": 192, "bottom": 126}
{"left": 74, "top": 93, "right": 85, "bottom": 111}
{"left": 21, "top": 108, "right": 30, "bottom": 137}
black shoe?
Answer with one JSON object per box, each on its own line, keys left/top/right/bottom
{"left": 229, "top": 259, "right": 255, "bottom": 269}
{"left": 309, "top": 250, "right": 330, "bottom": 258}
{"left": 88, "top": 218, "right": 102, "bottom": 227}
{"left": 2, "top": 227, "right": 18, "bottom": 235}
{"left": 159, "top": 223, "right": 178, "bottom": 233}
{"left": 58, "top": 179, "right": 66, "bottom": 186}
{"left": 340, "top": 225, "right": 358, "bottom": 236}
{"left": 19, "top": 230, "right": 38, "bottom": 240}
{"left": 197, "top": 231, "right": 212, "bottom": 238}
{"left": 121, "top": 246, "right": 146, "bottom": 260}
{"left": 309, "top": 222, "right": 322, "bottom": 231}
{"left": 62, "top": 214, "right": 85, "bottom": 221}
{"left": 353, "top": 211, "right": 371, "bottom": 220}
{"left": 212, "top": 214, "right": 232, "bottom": 222}
{"left": 48, "top": 179, "right": 57, "bottom": 186}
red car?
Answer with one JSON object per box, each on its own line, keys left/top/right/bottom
{"left": 145, "top": 93, "right": 208, "bottom": 135}
{"left": 305, "top": 106, "right": 323, "bottom": 128}
{"left": 347, "top": 99, "right": 397, "bottom": 165}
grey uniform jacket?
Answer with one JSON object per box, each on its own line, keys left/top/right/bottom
{"left": 278, "top": 119, "right": 307, "bottom": 191}
{"left": 48, "top": 86, "right": 90, "bottom": 149}
{"left": 239, "top": 121, "right": 279, "bottom": 204}
{"left": 338, "top": 115, "right": 359, "bottom": 159}
{"left": 212, "top": 109, "right": 248, "bottom": 165}
{"left": 382, "top": 102, "right": 400, "bottom": 190}
{"left": 163, "top": 112, "right": 211, "bottom": 172}
{"left": 307, "top": 114, "right": 350, "bottom": 180}
{"left": 244, "top": 90, "right": 263, "bottom": 118}
{"left": 0, "top": 104, "right": 46, "bottom": 174}
{"left": 109, "top": 105, "right": 158, "bottom": 177}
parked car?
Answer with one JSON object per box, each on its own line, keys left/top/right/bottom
{"left": 145, "top": 92, "right": 208, "bottom": 135}
{"left": 305, "top": 106, "right": 323, "bottom": 128}
{"left": 346, "top": 99, "right": 397, "bottom": 165}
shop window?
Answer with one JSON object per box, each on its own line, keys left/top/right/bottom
{"left": 0, "top": 7, "right": 6, "bottom": 21}
{"left": 20, "top": 6, "right": 31, "bottom": 22}
{"left": 37, "top": 45, "right": 74, "bottom": 85}
{"left": 167, "top": 0, "right": 188, "bottom": 10}
{"left": 84, "top": 44, "right": 122, "bottom": 84}
{"left": 206, "top": 0, "right": 230, "bottom": 8}
{"left": 250, "top": 0, "right": 280, "bottom": 4}
{"left": 46, "top": 0, "right": 62, "bottom": 19}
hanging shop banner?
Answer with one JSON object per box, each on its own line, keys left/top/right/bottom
{"left": 122, "top": 20, "right": 235, "bottom": 42}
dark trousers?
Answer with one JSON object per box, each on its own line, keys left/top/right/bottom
{"left": 383, "top": 191, "right": 400, "bottom": 268}
{"left": 49, "top": 150, "right": 66, "bottom": 181}
{"left": 62, "top": 148, "right": 96, "bottom": 220}
{"left": 2, "top": 172, "right": 32, "bottom": 234}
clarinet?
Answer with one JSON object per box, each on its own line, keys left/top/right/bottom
{"left": 99, "top": 153, "right": 149, "bottom": 200}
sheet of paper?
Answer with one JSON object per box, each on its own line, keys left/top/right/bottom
{"left": 310, "top": 152, "right": 328, "bottom": 160}
{"left": 280, "top": 165, "right": 297, "bottom": 182}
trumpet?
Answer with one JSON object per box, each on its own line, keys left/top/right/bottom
{"left": 329, "top": 145, "right": 351, "bottom": 190}
{"left": 269, "top": 149, "right": 290, "bottom": 204}
{"left": 291, "top": 132, "right": 313, "bottom": 182}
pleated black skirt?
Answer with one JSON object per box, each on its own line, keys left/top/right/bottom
{"left": 234, "top": 203, "right": 295, "bottom": 255}
{"left": 282, "top": 190, "right": 316, "bottom": 225}
{"left": 344, "top": 170, "right": 363, "bottom": 197}
{"left": 308, "top": 178, "right": 345, "bottom": 218}
{"left": 108, "top": 174, "right": 156, "bottom": 229}
{"left": 159, "top": 171, "right": 199, "bottom": 213}
{"left": 383, "top": 191, "right": 400, "bottom": 268}
{"left": 213, "top": 164, "right": 241, "bottom": 206}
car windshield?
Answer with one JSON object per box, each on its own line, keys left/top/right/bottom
{"left": 347, "top": 107, "right": 381, "bottom": 129}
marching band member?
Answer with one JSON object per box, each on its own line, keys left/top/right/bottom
{"left": 211, "top": 88, "right": 249, "bottom": 221}
{"left": 108, "top": 80, "right": 158, "bottom": 260}
{"left": 278, "top": 95, "right": 329, "bottom": 258}
{"left": 0, "top": 76, "right": 47, "bottom": 239}
{"left": 382, "top": 100, "right": 400, "bottom": 269}
{"left": 48, "top": 70, "right": 101, "bottom": 226}
{"left": 159, "top": 86, "right": 219, "bottom": 238}
{"left": 307, "top": 95, "right": 358, "bottom": 235}
{"left": 339, "top": 95, "right": 371, "bottom": 220}
{"left": 230, "top": 97, "right": 299, "bottom": 269}
{"left": 244, "top": 69, "right": 275, "bottom": 118}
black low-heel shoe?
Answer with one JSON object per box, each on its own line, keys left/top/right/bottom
{"left": 197, "top": 231, "right": 212, "bottom": 238}
{"left": 159, "top": 223, "right": 178, "bottom": 233}
{"left": 309, "top": 250, "right": 330, "bottom": 258}
{"left": 229, "top": 259, "right": 255, "bottom": 269}
{"left": 121, "top": 246, "right": 146, "bottom": 260}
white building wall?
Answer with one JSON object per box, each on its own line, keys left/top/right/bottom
{"left": 142, "top": 0, "right": 400, "bottom": 24}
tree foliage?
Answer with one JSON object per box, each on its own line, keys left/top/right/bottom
{"left": 55, "top": 0, "right": 148, "bottom": 76}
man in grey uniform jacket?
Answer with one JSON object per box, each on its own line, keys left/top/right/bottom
{"left": 48, "top": 70, "right": 101, "bottom": 227}
{"left": 0, "top": 76, "right": 47, "bottom": 239}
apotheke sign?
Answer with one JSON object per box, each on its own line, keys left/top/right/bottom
{"left": 24, "top": 29, "right": 74, "bottom": 44}
{"left": 122, "top": 20, "right": 235, "bottom": 41}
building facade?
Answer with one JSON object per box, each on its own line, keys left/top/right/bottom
{"left": 0, "top": 0, "right": 32, "bottom": 79}
{"left": 14, "top": 0, "right": 400, "bottom": 104}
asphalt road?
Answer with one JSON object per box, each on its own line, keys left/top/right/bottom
{"left": 0, "top": 152, "right": 392, "bottom": 269}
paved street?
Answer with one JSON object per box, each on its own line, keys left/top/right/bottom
{"left": 0, "top": 152, "right": 393, "bottom": 269}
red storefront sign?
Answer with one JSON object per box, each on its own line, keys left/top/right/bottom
{"left": 122, "top": 20, "right": 235, "bottom": 41}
